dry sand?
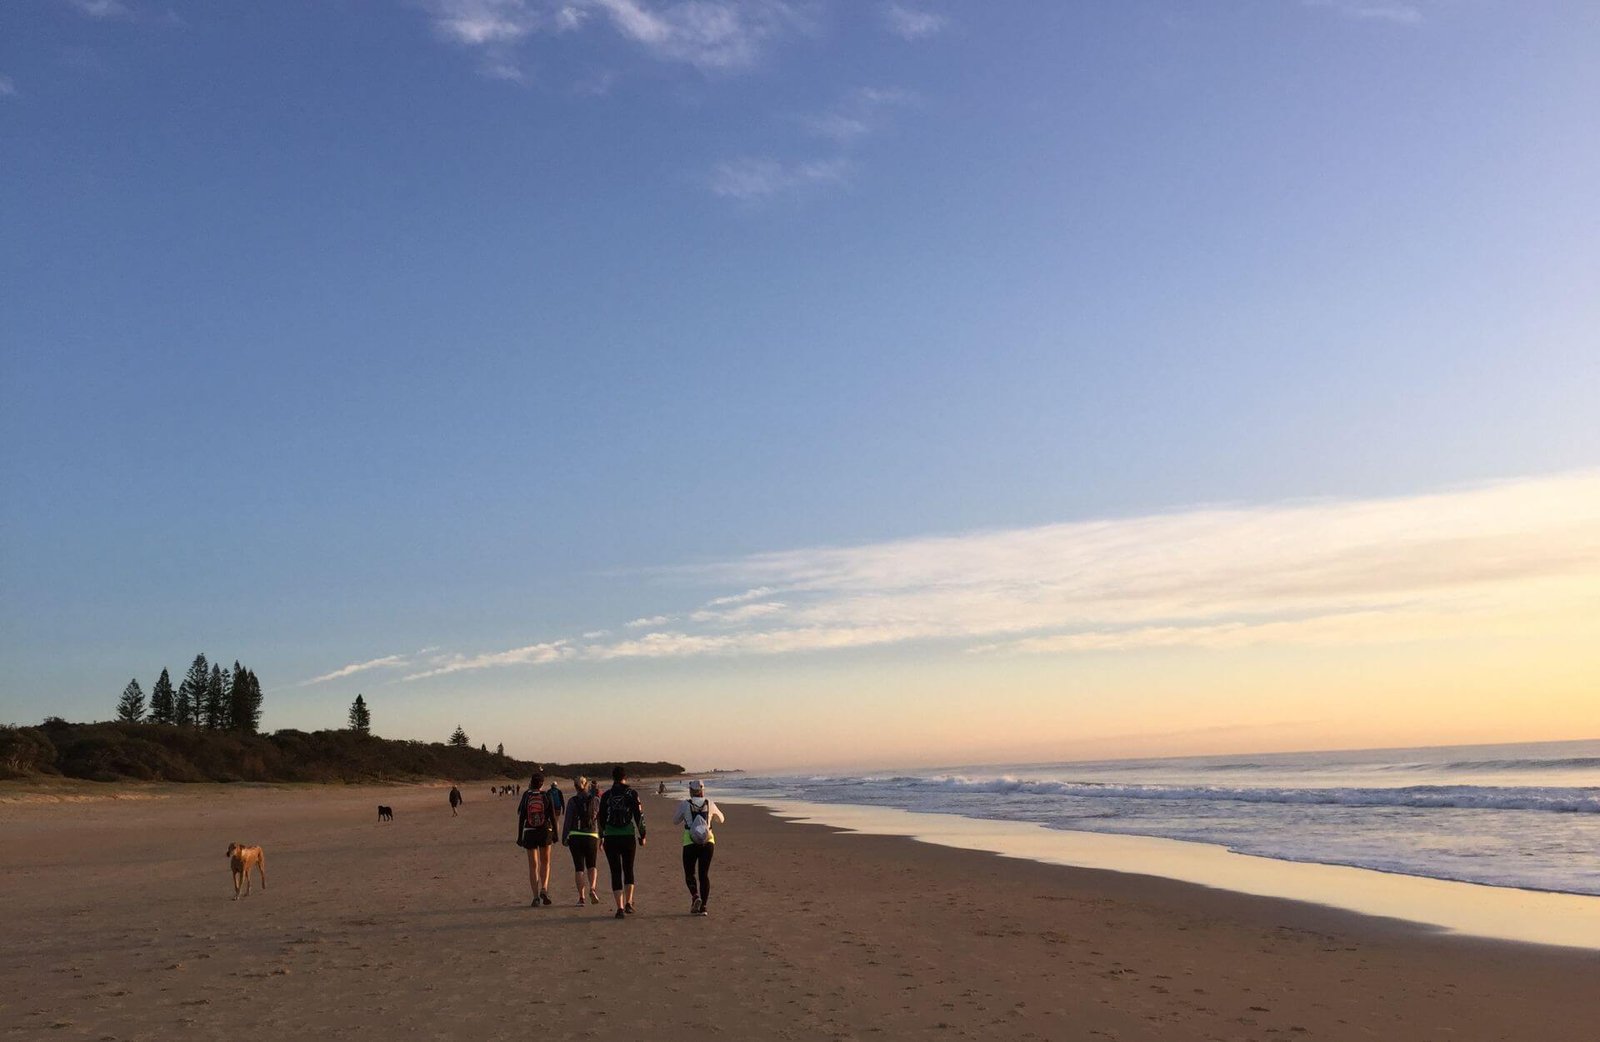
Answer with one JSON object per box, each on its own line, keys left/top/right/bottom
{"left": 2, "top": 782, "right": 1596, "bottom": 1041}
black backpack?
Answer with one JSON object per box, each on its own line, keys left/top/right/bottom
{"left": 575, "top": 792, "right": 599, "bottom": 832}
{"left": 604, "top": 787, "right": 634, "bottom": 830}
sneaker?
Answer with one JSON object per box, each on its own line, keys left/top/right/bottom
{"left": 690, "top": 897, "right": 702, "bottom": 915}
{"left": 540, "top": 892, "right": 552, "bottom": 906}
{"left": 588, "top": 888, "right": 599, "bottom": 904}
{"left": 614, "top": 909, "right": 625, "bottom": 920}
{"left": 697, "top": 905, "right": 709, "bottom": 917}
{"left": 531, "top": 897, "right": 540, "bottom": 908}
{"left": 577, "top": 898, "right": 587, "bottom": 907}
{"left": 624, "top": 902, "right": 635, "bottom": 915}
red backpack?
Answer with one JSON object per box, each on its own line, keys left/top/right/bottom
{"left": 523, "top": 791, "right": 550, "bottom": 829}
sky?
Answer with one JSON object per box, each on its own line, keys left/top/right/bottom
{"left": 1, "top": 1, "right": 1597, "bottom": 770}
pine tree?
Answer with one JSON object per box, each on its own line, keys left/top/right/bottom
{"left": 116, "top": 679, "right": 146, "bottom": 722}
{"left": 177, "top": 654, "right": 209, "bottom": 727}
{"left": 495, "top": 743, "right": 504, "bottom": 757}
{"left": 227, "top": 661, "right": 251, "bottom": 732}
{"left": 348, "top": 694, "right": 371, "bottom": 735}
{"left": 220, "top": 666, "right": 234, "bottom": 729}
{"left": 149, "top": 668, "right": 176, "bottom": 724}
{"left": 229, "top": 667, "right": 263, "bottom": 735}
{"left": 449, "top": 725, "right": 469, "bottom": 748}
{"left": 480, "top": 742, "right": 487, "bottom": 752}
{"left": 204, "top": 664, "right": 225, "bottom": 730}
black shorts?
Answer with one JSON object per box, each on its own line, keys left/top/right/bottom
{"left": 519, "top": 826, "right": 554, "bottom": 849}
{"left": 568, "top": 834, "right": 598, "bottom": 871}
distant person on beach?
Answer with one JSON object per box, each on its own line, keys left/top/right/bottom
{"left": 658, "top": 781, "right": 666, "bottom": 795}
{"left": 448, "top": 785, "right": 463, "bottom": 816}
{"left": 516, "top": 769, "right": 558, "bottom": 906}
{"left": 562, "top": 775, "right": 601, "bottom": 906}
{"left": 672, "top": 779, "right": 725, "bottom": 916}
{"left": 598, "top": 765, "right": 647, "bottom": 919}
{"left": 547, "top": 780, "right": 565, "bottom": 820}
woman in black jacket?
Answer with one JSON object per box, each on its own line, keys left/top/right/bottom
{"left": 597, "top": 765, "right": 647, "bottom": 919}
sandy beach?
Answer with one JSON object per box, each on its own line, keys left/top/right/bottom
{"left": 2, "top": 782, "right": 1596, "bottom": 1041}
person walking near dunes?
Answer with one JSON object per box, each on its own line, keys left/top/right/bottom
{"left": 562, "top": 775, "right": 601, "bottom": 906}
{"left": 673, "top": 779, "right": 725, "bottom": 916}
{"left": 598, "top": 765, "right": 647, "bottom": 919}
{"left": 448, "top": 784, "right": 463, "bottom": 816}
{"left": 516, "top": 769, "right": 558, "bottom": 907}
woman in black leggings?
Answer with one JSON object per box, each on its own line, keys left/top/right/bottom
{"left": 597, "top": 766, "right": 646, "bottom": 919}
{"left": 673, "top": 779, "right": 725, "bottom": 916}
{"left": 561, "top": 775, "right": 601, "bottom": 905}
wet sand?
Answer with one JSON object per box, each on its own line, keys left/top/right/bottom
{"left": 2, "top": 782, "right": 1596, "bottom": 1041}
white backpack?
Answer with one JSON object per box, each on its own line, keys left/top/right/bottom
{"left": 687, "top": 797, "right": 712, "bottom": 845}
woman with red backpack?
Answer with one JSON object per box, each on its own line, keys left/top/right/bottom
{"left": 515, "top": 769, "right": 557, "bottom": 907}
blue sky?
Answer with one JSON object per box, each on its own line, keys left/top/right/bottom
{"left": 2, "top": 1, "right": 1597, "bottom": 768}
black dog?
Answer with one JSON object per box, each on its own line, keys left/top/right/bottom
{"left": 377, "top": 805, "right": 394, "bottom": 822}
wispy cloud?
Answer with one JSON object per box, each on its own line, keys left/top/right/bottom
{"left": 708, "top": 156, "right": 852, "bottom": 201}
{"left": 882, "top": 1, "right": 948, "bottom": 41}
{"left": 421, "top": 0, "right": 806, "bottom": 79}
{"left": 703, "top": 586, "right": 776, "bottom": 607}
{"left": 400, "top": 471, "right": 1600, "bottom": 680}
{"left": 296, "top": 653, "right": 415, "bottom": 688}
{"left": 424, "top": 0, "right": 542, "bottom": 45}
{"left": 689, "top": 601, "right": 788, "bottom": 624}
{"left": 403, "top": 640, "right": 577, "bottom": 680}
{"left": 800, "top": 86, "right": 916, "bottom": 143}
{"left": 626, "top": 614, "right": 675, "bottom": 628}
{"left": 1303, "top": 0, "right": 1424, "bottom": 25}
{"left": 587, "top": 0, "right": 805, "bottom": 71}
{"left": 65, "top": 0, "right": 134, "bottom": 18}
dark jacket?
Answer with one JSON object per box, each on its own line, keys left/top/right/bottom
{"left": 561, "top": 789, "right": 600, "bottom": 842}
{"left": 597, "top": 783, "right": 646, "bottom": 840}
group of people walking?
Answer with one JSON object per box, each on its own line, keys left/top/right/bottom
{"left": 515, "top": 766, "right": 724, "bottom": 918}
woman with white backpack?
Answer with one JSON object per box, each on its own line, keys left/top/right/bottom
{"left": 672, "top": 779, "right": 725, "bottom": 916}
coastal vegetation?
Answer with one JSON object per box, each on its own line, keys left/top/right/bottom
{"left": 0, "top": 718, "right": 683, "bottom": 785}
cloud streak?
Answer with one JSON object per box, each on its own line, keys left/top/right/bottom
{"left": 403, "top": 641, "right": 576, "bottom": 680}
{"left": 65, "top": 0, "right": 134, "bottom": 18}
{"left": 421, "top": 0, "right": 806, "bottom": 79}
{"left": 800, "top": 86, "right": 916, "bottom": 143}
{"left": 881, "top": 2, "right": 948, "bottom": 40}
{"left": 296, "top": 653, "right": 415, "bottom": 688}
{"left": 400, "top": 471, "right": 1600, "bottom": 680}
{"left": 1303, "top": 0, "right": 1424, "bottom": 25}
{"left": 708, "top": 156, "right": 852, "bottom": 200}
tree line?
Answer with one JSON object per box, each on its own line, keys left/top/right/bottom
{"left": 115, "top": 654, "right": 264, "bottom": 734}
{"left": 347, "top": 696, "right": 501, "bottom": 758}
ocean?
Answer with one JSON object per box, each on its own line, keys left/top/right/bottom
{"left": 713, "top": 739, "right": 1600, "bottom": 896}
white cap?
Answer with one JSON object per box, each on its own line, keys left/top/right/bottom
{"left": 688, "top": 779, "right": 704, "bottom": 794}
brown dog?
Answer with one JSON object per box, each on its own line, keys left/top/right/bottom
{"left": 226, "top": 843, "right": 267, "bottom": 899}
